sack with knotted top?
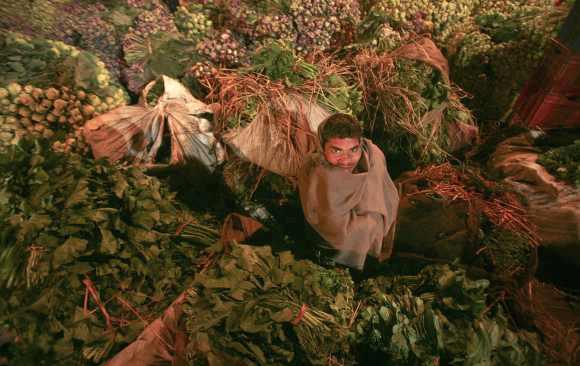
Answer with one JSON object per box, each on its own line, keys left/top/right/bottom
{"left": 83, "top": 75, "right": 224, "bottom": 172}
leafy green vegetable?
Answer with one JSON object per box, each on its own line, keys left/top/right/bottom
{"left": 0, "top": 138, "right": 217, "bottom": 364}
{"left": 350, "top": 264, "right": 544, "bottom": 366}
{"left": 183, "top": 242, "right": 355, "bottom": 366}
{"left": 537, "top": 140, "right": 580, "bottom": 188}
{"left": 248, "top": 40, "right": 318, "bottom": 85}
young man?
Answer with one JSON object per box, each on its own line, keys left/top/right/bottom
{"left": 297, "top": 113, "right": 399, "bottom": 271}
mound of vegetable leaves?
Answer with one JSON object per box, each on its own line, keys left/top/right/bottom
{"left": 0, "top": 138, "right": 216, "bottom": 365}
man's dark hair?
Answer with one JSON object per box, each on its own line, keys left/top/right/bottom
{"left": 319, "top": 113, "right": 363, "bottom": 146}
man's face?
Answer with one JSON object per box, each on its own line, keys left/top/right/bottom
{"left": 323, "top": 137, "right": 362, "bottom": 172}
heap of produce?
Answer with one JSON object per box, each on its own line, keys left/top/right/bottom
{"left": 0, "top": 31, "right": 80, "bottom": 88}
{"left": 124, "top": 4, "right": 177, "bottom": 42}
{"left": 290, "top": 0, "right": 361, "bottom": 53}
{"left": 353, "top": 45, "right": 476, "bottom": 167}
{"left": 0, "top": 0, "right": 59, "bottom": 36}
{"left": 55, "top": 2, "right": 124, "bottom": 79}
{"left": 2, "top": 0, "right": 571, "bottom": 126}
{"left": 196, "top": 29, "right": 248, "bottom": 67}
{"left": 183, "top": 243, "right": 354, "bottom": 365}
{"left": 122, "top": 3, "right": 179, "bottom": 92}
{"left": 0, "top": 31, "right": 129, "bottom": 153}
{"left": 253, "top": 14, "right": 297, "bottom": 45}
{"left": 0, "top": 139, "right": 218, "bottom": 365}
{"left": 0, "top": 81, "right": 127, "bottom": 154}
{"left": 366, "top": 0, "right": 476, "bottom": 42}
{"left": 174, "top": 5, "right": 213, "bottom": 42}
{"left": 180, "top": 242, "right": 544, "bottom": 365}
{"left": 352, "top": 263, "right": 544, "bottom": 365}
{"left": 187, "top": 61, "right": 220, "bottom": 82}
{"left": 451, "top": 0, "right": 569, "bottom": 122}
{"left": 0, "top": 31, "right": 128, "bottom": 101}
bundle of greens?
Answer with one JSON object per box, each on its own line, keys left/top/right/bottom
{"left": 479, "top": 228, "right": 537, "bottom": 282}
{"left": 247, "top": 40, "right": 363, "bottom": 116}
{"left": 0, "top": 30, "right": 80, "bottom": 88}
{"left": 0, "top": 138, "right": 217, "bottom": 365}
{"left": 351, "top": 263, "right": 544, "bottom": 365}
{"left": 289, "top": 0, "right": 361, "bottom": 54}
{"left": 0, "top": 31, "right": 128, "bottom": 100}
{"left": 357, "top": 14, "right": 406, "bottom": 52}
{"left": 537, "top": 140, "right": 580, "bottom": 188}
{"left": 354, "top": 48, "right": 476, "bottom": 168}
{"left": 248, "top": 41, "right": 318, "bottom": 86}
{"left": 318, "top": 73, "right": 364, "bottom": 116}
{"left": 183, "top": 243, "right": 355, "bottom": 366}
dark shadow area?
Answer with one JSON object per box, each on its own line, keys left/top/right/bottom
{"left": 535, "top": 128, "right": 580, "bottom": 150}
{"left": 147, "top": 160, "right": 240, "bottom": 220}
{"left": 536, "top": 247, "right": 580, "bottom": 294}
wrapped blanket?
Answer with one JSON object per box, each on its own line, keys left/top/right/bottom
{"left": 298, "top": 138, "right": 399, "bottom": 269}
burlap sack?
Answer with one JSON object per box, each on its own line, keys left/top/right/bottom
{"left": 224, "top": 93, "right": 329, "bottom": 178}
{"left": 488, "top": 132, "right": 580, "bottom": 267}
{"left": 83, "top": 75, "right": 224, "bottom": 172}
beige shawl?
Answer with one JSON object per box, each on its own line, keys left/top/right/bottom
{"left": 297, "top": 138, "right": 399, "bottom": 270}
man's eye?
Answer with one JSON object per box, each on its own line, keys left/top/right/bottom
{"left": 351, "top": 146, "right": 360, "bottom": 152}
{"left": 332, "top": 149, "right": 341, "bottom": 153}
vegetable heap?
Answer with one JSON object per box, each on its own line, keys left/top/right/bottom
{"left": 0, "top": 138, "right": 217, "bottom": 365}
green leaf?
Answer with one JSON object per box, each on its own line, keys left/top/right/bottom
{"left": 271, "top": 268, "right": 294, "bottom": 285}
{"left": 52, "top": 237, "right": 88, "bottom": 269}
{"left": 127, "top": 226, "right": 158, "bottom": 243}
{"left": 108, "top": 9, "right": 134, "bottom": 28}
{"left": 379, "top": 306, "right": 391, "bottom": 322}
{"left": 27, "top": 182, "right": 50, "bottom": 209}
{"left": 65, "top": 178, "right": 89, "bottom": 208}
{"left": 149, "top": 244, "right": 161, "bottom": 257}
{"left": 202, "top": 277, "right": 239, "bottom": 289}
{"left": 99, "top": 227, "right": 119, "bottom": 255}
{"left": 53, "top": 332, "right": 75, "bottom": 358}
{"left": 87, "top": 208, "right": 117, "bottom": 223}
{"left": 138, "top": 199, "right": 158, "bottom": 211}
{"left": 68, "top": 262, "right": 93, "bottom": 274}
{"left": 0, "top": 189, "right": 10, "bottom": 207}
{"left": 131, "top": 210, "right": 159, "bottom": 230}
{"left": 270, "top": 307, "right": 293, "bottom": 323}
{"left": 66, "top": 213, "right": 89, "bottom": 226}
{"left": 145, "top": 35, "right": 193, "bottom": 78}
{"left": 73, "top": 52, "right": 104, "bottom": 90}
{"left": 72, "top": 322, "right": 92, "bottom": 342}
{"left": 246, "top": 342, "right": 267, "bottom": 364}
{"left": 17, "top": 214, "right": 52, "bottom": 241}
{"left": 112, "top": 173, "right": 129, "bottom": 199}
{"left": 28, "top": 287, "right": 58, "bottom": 314}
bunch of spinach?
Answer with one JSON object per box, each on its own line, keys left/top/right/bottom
{"left": 0, "top": 138, "right": 216, "bottom": 365}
